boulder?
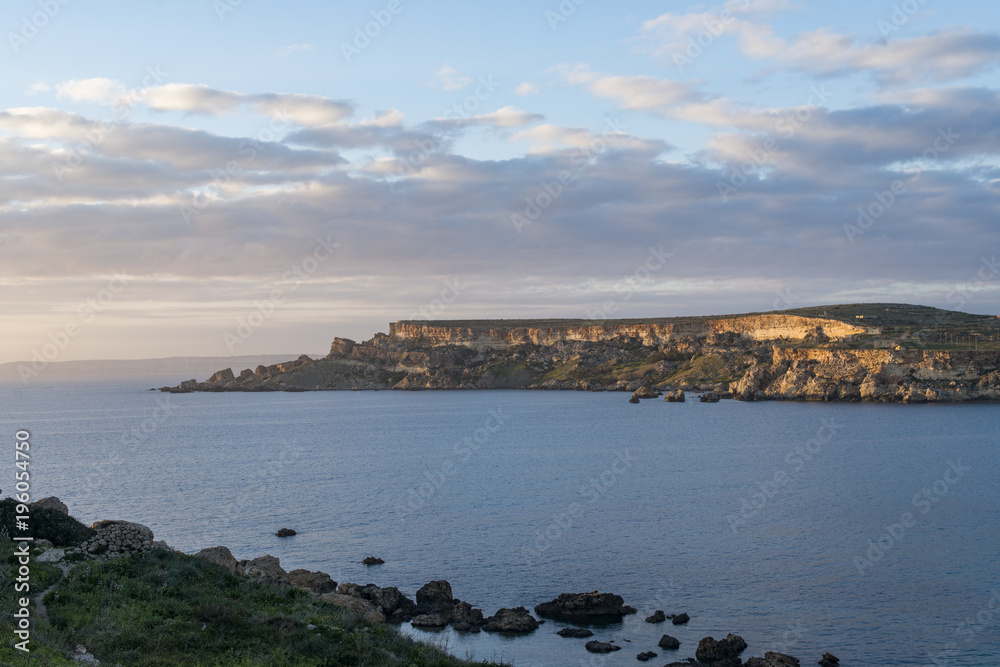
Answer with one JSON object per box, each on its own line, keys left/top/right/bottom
{"left": 764, "top": 651, "right": 800, "bottom": 666}
{"left": 557, "top": 627, "right": 594, "bottom": 638}
{"left": 695, "top": 634, "right": 747, "bottom": 663}
{"left": 36, "top": 548, "right": 65, "bottom": 563}
{"left": 238, "top": 368, "right": 254, "bottom": 381}
{"left": 411, "top": 613, "right": 448, "bottom": 628}
{"left": 239, "top": 555, "right": 288, "bottom": 584}
{"left": 629, "top": 396, "right": 641, "bottom": 403}
{"left": 658, "top": 634, "right": 681, "bottom": 649}
{"left": 275, "top": 528, "right": 296, "bottom": 537}
{"left": 818, "top": 653, "right": 840, "bottom": 667}
{"left": 449, "top": 600, "right": 485, "bottom": 631}
{"left": 664, "top": 389, "right": 686, "bottom": 402}
{"left": 415, "top": 580, "right": 453, "bottom": 608}
{"left": 318, "top": 592, "right": 385, "bottom": 623}
{"left": 584, "top": 640, "right": 620, "bottom": 653}
{"left": 286, "top": 569, "right": 337, "bottom": 595}
{"left": 194, "top": 546, "right": 238, "bottom": 574}
{"left": 483, "top": 607, "right": 539, "bottom": 633}
{"left": 207, "top": 368, "right": 235, "bottom": 384}
{"left": 633, "top": 385, "right": 658, "bottom": 399}
{"left": 362, "top": 556, "right": 385, "bottom": 565}
{"left": 672, "top": 612, "right": 690, "bottom": 625}
{"left": 637, "top": 651, "right": 658, "bottom": 662}
{"left": 31, "top": 497, "right": 69, "bottom": 515}
{"left": 645, "top": 609, "right": 666, "bottom": 623}
{"left": 369, "top": 586, "right": 406, "bottom": 615}
{"left": 699, "top": 391, "right": 720, "bottom": 402}
{"left": 535, "top": 591, "right": 637, "bottom": 619}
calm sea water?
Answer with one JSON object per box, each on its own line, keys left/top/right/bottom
{"left": 2, "top": 378, "right": 998, "bottom": 666}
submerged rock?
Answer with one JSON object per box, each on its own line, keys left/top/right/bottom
{"left": 695, "top": 633, "right": 747, "bottom": 663}
{"left": 275, "top": 528, "right": 296, "bottom": 537}
{"left": 658, "top": 634, "right": 681, "bottom": 649}
{"left": 535, "top": 591, "right": 637, "bottom": 619}
{"left": 557, "top": 627, "right": 594, "bottom": 638}
{"left": 637, "top": 651, "right": 658, "bottom": 662}
{"left": 483, "top": 607, "right": 539, "bottom": 633}
{"left": 362, "top": 556, "right": 385, "bottom": 565}
{"left": 818, "top": 653, "right": 840, "bottom": 667}
{"left": 645, "top": 609, "right": 666, "bottom": 623}
{"left": 585, "top": 640, "right": 620, "bottom": 653}
{"left": 671, "top": 612, "right": 690, "bottom": 625}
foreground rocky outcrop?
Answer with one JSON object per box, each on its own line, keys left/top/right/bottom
{"left": 535, "top": 591, "right": 637, "bottom": 619}
{"left": 163, "top": 304, "right": 1000, "bottom": 403}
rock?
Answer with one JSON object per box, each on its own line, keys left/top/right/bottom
{"left": 658, "top": 634, "right": 681, "bottom": 649}
{"left": 31, "top": 497, "right": 69, "bottom": 515}
{"left": 368, "top": 586, "right": 406, "bottom": 615}
{"left": 633, "top": 385, "right": 658, "bottom": 399}
{"left": 411, "top": 613, "right": 448, "bottom": 628}
{"left": 699, "top": 391, "right": 720, "bottom": 402}
{"left": 664, "top": 389, "right": 686, "bottom": 402}
{"left": 79, "top": 520, "right": 154, "bottom": 559}
{"left": 36, "top": 548, "right": 65, "bottom": 563}
{"left": 72, "top": 644, "right": 100, "bottom": 665}
{"left": 557, "top": 627, "right": 594, "bottom": 638}
{"left": 207, "top": 368, "right": 235, "bottom": 384}
{"left": 318, "top": 592, "right": 385, "bottom": 623}
{"left": 194, "top": 546, "right": 238, "bottom": 574}
{"left": 275, "top": 528, "right": 296, "bottom": 537}
{"left": 535, "top": 591, "right": 638, "bottom": 619}
{"left": 449, "top": 600, "right": 485, "bottom": 630}
{"left": 645, "top": 609, "right": 666, "bottom": 623}
{"left": 483, "top": 607, "right": 539, "bottom": 633}
{"left": 415, "top": 580, "right": 453, "bottom": 608}
{"left": 672, "top": 612, "right": 690, "bottom": 625}
{"left": 818, "top": 653, "right": 840, "bottom": 667}
{"left": 765, "top": 651, "right": 800, "bottom": 666}
{"left": 239, "top": 555, "right": 288, "bottom": 584}
{"left": 695, "top": 633, "right": 747, "bottom": 663}
{"left": 637, "top": 651, "right": 658, "bottom": 662}
{"left": 584, "top": 640, "right": 620, "bottom": 653}
{"left": 362, "top": 556, "right": 384, "bottom": 565}
{"left": 629, "top": 396, "right": 641, "bottom": 403}
{"left": 286, "top": 569, "right": 337, "bottom": 595}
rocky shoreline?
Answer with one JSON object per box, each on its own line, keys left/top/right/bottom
{"left": 19, "top": 496, "right": 844, "bottom": 666}
{"left": 162, "top": 305, "right": 1000, "bottom": 403}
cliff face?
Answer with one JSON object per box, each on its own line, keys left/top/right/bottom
{"left": 165, "top": 308, "right": 1000, "bottom": 403}
{"left": 388, "top": 314, "right": 864, "bottom": 347}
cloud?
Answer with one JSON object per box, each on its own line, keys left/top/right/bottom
{"left": 24, "top": 81, "right": 51, "bottom": 96}
{"left": 515, "top": 82, "right": 540, "bottom": 96}
{"left": 274, "top": 43, "right": 314, "bottom": 58}
{"left": 429, "top": 65, "right": 473, "bottom": 91}
{"left": 56, "top": 78, "right": 128, "bottom": 103}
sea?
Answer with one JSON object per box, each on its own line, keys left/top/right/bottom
{"left": 2, "top": 377, "right": 998, "bottom": 666}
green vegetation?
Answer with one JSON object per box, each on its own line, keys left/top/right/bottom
{"left": 0, "top": 500, "right": 95, "bottom": 547}
{"left": 0, "top": 540, "right": 502, "bottom": 667}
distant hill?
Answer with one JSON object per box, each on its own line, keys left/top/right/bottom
{"left": 0, "top": 354, "right": 321, "bottom": 383}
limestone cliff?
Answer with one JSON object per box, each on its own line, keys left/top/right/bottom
{"left": 164, "top": 304, "right": 1000, "bottom": 403}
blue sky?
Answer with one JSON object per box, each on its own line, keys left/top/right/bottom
{"left": 2, "top": 0, "right": 1000, "bottom": 362}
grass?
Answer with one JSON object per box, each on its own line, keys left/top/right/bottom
{"left": 0, "top": 540, "right": 503, "bottom": 667}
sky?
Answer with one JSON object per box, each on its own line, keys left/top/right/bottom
{"left": 2, "top": 0, "right": 1000, "bottom": 363}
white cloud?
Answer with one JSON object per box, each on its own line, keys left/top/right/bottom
{"left": 56, "top": 78, "right": 128, "bottom": 103}
{"left": 515, "top": 82, "right": 540, "bottom": 96}
{"left": 24, "top": 81, "right": 51, "bottom": 96}
{"left": 430, "top": 65, "right": 473, "bottom": 91}
{"left": 274, "top": 43, "right": 314, "bottom": 58}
